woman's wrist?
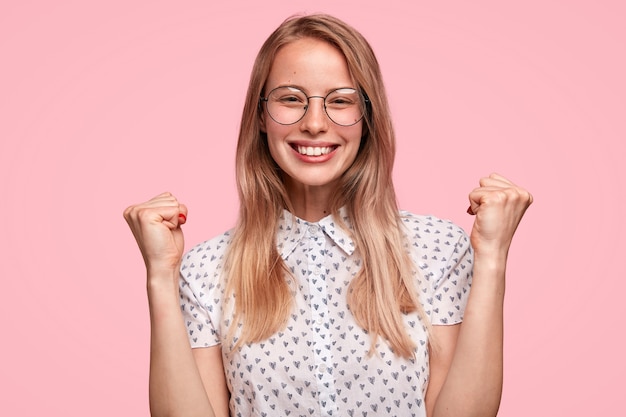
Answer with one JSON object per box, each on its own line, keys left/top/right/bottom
{"left": 146, "top": 267, "right": 180, "bottom": 295}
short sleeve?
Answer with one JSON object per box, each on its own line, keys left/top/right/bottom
{"left": 401, "top": 212, "right": 474, "bottom": 326}
{"left": 429, "top": 226, "right": 473, "bottom": 325}
{"left": 179, "top": 231, "right": 232, "bottom": 348}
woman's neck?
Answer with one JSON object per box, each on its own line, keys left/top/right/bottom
{"left": 285, "top": 180, "right": 336, "bottom": 222}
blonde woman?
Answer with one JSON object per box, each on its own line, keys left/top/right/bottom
{"left": 124, "top": 14, "right": 532, "bottom": 417}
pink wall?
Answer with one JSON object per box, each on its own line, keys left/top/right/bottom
{"left": 1, "top": 1, "right": 624, "bottom": 415}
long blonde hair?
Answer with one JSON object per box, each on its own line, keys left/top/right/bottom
{"left": 224, "top": 14, "right": 428, "bottom": 358}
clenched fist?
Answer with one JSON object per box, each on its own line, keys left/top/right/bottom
{"left": 467, "top": 173, "right": 533, "bottom": 258}
{"left": 123, "top": 192, "right": 188, "bottom": 277}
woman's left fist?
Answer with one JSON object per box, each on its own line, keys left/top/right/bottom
{"left": 467, "top": 173, "right": 533, "bottom": 257}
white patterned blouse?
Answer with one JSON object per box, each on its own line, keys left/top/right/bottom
{"left": 179, "top": 209, "right": 473, "bottom": 417}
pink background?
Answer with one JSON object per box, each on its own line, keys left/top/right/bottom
{"left": 1, "top": 1, "right": 624, "bottom": 415}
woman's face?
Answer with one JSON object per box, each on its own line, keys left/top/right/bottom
{"left": 261, "top": 38, "right": 363, "bottom": 197}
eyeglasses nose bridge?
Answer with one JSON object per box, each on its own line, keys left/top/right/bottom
{"left": 302, "top": 95, "right": 327, "bottom": 117}
{"left": 304, "top": 94, "right": 326, "bottom": 107}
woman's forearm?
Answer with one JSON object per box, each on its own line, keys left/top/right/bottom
{"left": 147, "top": 271, "right": 216, "bottom": 417}
{"left": 432, "top": 253, "right": 506, "bottom": 417}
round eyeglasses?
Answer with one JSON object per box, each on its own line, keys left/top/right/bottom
{"left": 260, "top": 86, "right": 367, "bottom": 126}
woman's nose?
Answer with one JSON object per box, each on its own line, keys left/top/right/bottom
{"left": 299, "top": 96, "right": 329, "bottom": 134}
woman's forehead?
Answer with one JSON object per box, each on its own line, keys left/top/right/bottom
{"left": 266, "top": 38, "right": 353, "bottom": 91}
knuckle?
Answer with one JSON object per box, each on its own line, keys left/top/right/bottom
{"left": 123, "top": 204, "right": 139, "bottom": 219}
{"left": 135, "top": 207, "right": 151, "bottom": 220}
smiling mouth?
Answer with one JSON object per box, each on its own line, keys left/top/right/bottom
{"left": 294, "top": 145, "right": 336, "bottom": 156}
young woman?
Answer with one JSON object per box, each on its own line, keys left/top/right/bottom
{"left": 124, "top": 14, "right": 532, "bottom": 417}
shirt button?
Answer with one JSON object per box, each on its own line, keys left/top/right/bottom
{"left": 309, "top": 225, "right": 320, "bottom": 235}
{"left": 313, "top": 267, "right": 321, "bottom": 275}
{"left": 319, "top": 364, "right": 327, "bottom": 373}
{"left": 316, "top": 316, "right": 323, "bottom": 325}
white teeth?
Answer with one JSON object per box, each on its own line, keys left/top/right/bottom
{"left": 296, "top": 146, "right": 332, "bottom": 156}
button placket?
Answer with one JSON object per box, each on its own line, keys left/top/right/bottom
{"left": 306, "top": 224, "right": 337, "bottom": 416}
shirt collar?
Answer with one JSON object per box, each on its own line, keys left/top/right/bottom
{"left": 276, "top": 207, "right": 356, "bottom": 258}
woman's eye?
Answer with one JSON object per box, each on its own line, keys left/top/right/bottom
{"left": 328, "top": 97, "right": 355, "bottom": 107}
{"left": 278, "top": 95, "right": 304, "bottom": 104}
{"left": 327, "top": 89, "right": 358, "bottom": 107}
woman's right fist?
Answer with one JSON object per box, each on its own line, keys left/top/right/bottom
{"left": 123, "top": 192, "right": 188, "bottom": 274}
